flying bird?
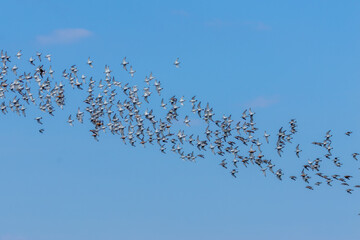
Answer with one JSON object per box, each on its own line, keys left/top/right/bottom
{"left": 174, "top": 58, "right": 180, "bottom": 68}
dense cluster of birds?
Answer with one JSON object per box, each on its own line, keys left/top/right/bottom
{"left": 1, "top": 50, "right": 359, "bottom": 211}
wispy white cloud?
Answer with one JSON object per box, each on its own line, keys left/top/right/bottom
{"left": 0, "top": 234, "right": 27, "bottom": 240}
{"left": 204, "top": 19, "right": 232, "bottom": 28}
{"left": 36, "top": 28, "right": 93, "bottom": 45}
{"left": 243, "top": 21, "right": 272, "bottom": 31}
{"left": 243, "top": 96, "right": 279, "bottom": 108}
{"left": 204, "top": 19, "right": 271, "bottom": 31}
{"left": 171, "top": 9, "right": 190, "bottom": 17}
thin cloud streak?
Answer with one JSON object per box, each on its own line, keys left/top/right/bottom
{"left": 0, "top": 235, "right": 27, "bottom": 240}
{"left": 243, "top": 21, "right": 272, "bottom": 31}
{"left": 243, "top": 96, "right": 279, "bottom": 108}
{"left": 36, "top": 28, "right": 93, "bottom": 45}
{"left": 204, "top": 19, "right": 271, "bottom": 31}
{"left": 171, "top": 9, "right": 190, "bottom": 17}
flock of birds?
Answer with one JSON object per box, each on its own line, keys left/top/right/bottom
{"left": 0, "top": 50, "right": 359, "bottom": 213}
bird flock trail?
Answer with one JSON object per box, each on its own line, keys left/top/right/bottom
{"left": 1, "top": 50, "right": 359, "bottom": 213}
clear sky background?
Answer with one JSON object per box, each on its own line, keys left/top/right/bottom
{"left": 0, "top": 0, "right": 360, "bottom": 240}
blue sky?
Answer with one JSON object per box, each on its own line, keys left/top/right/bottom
{"left": 1, "top": 0, "right": 360, "bottom": 239}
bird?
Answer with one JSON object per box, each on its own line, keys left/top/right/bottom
{"left": 87, "top": 57, "right": 93, "bottom": 68}
{"left": 45, "top": 54, "right": 51, "bottom": 62}
{"left": 35, "top": 117, "right": 43, "bottom": 124}
{"left": 121, "top": 57, "right": 129, "bottom": 70}
{"left": 220, "top": 159, "right": 227, "bottom": 169}
{"left": 260, "top": 167, "right": 267, "bottom": 177}
{"left": 12, "top": 65, "right": 18, "bottom": 75}
{"left": 264, "top": 131, "right": 270, "bottom": 144}
{"left": 29, "top": 57, "right": 35, "bottom": 65}
{"left": 231, "top": 169, "right": 238, "bottom": 178}
{"left": 184, "top": 116, "right": 190, "bottom": 127}
{"left": 16, "top": 50, "right": 22, "bottom": 59}
{"left": 295, "top": 144, "right": 302, "bottom": 158}
{"left": 68, "top": 115, "right": 74, "bottom": 126}
{"left": 148, "top": 72, "right": 155, "bottom": 82}
{"left": 36, "top": 52, "right": 42, "bottom": 61}
{"left": 174, "top": 58, "right": 180, "bottom": 68}
{"left": 129, "top": 66, "right": 136, "bottom": 77}
{"left": 49, "top": 66, "right": 54, "bottom": 78}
